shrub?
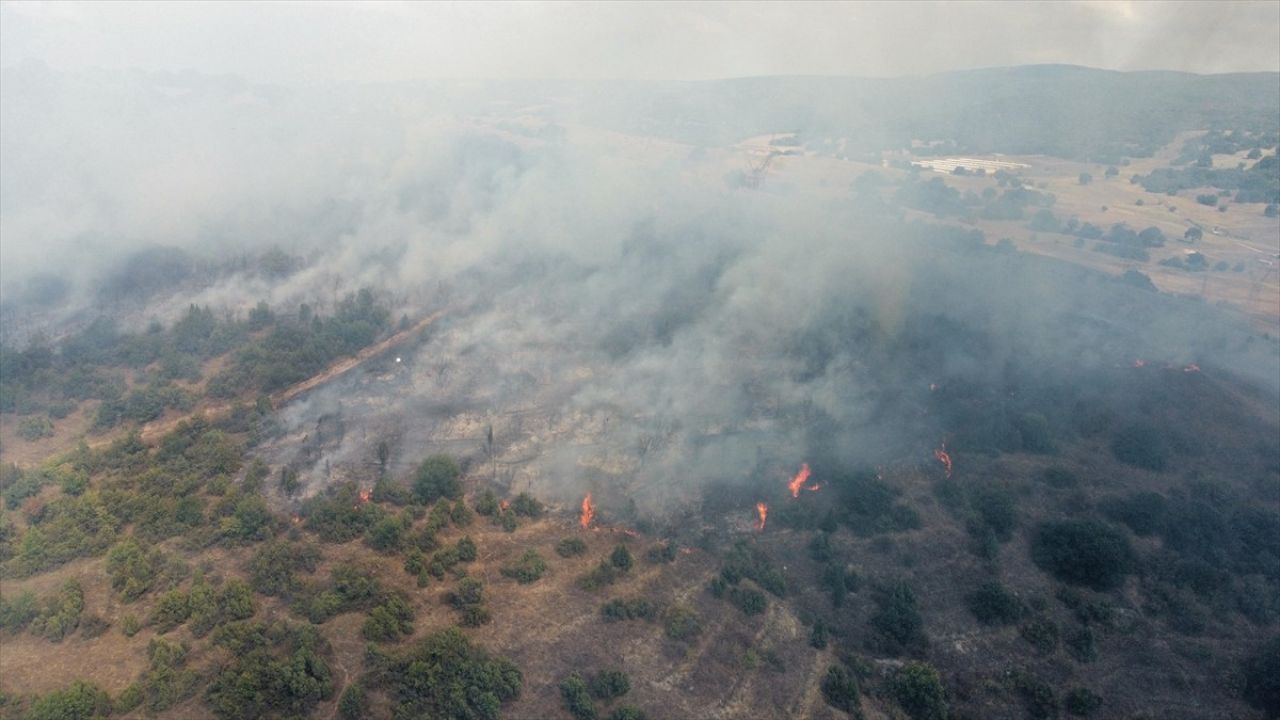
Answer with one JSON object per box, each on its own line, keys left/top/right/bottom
{"left": 1066, "top": 626, "right": 1099, "bottom": 663}
{"left": 720, "top": 541, "right": 786, "bottom": 596}
{"left": 601, "top": 598, "right": 657, "bottom": 623}
{"left": 1041, "top": 467, "right": 1078, "bottom": 488}
{"left": 248, "top": 540, "right": 321, "bottom": 597}
{"left": 511, "top": 493, "right": 544, "bottom": 517}
{"left": 646, "top": 542, "right": 677, "bottom": 563}
{"left": 450, "top": 500, "right": 474, "bottom": 526}
{"left": 1020, "top": 617, "right": 1060, "bottom": 653}
{"left": 810, "top": 620, "right": 830, "bottom": 649}
{"left": 17, "top": 416, "right": 53, "bottom": 441}
{"left": 1031, "top": 520, "right": 1135, "bottom": 590}
{"left": 338, "top": 684, "right": 367, "bottom": 720}
{"left": 557, "top": 537, "right": 588, "bottom": 557}
{"left": 456, "top": 536, "right": 477, "bottom": 562}
{"left": 150, "top": 588, "right": 192, "bottom": 633}
{"left": 26, "top": 681, "right": 112, "bottom": 720}
{"left": 31, "top": 579, "right": 84, "bottom": 641}
{"left": 728, "top": 586, "right": 767, "bottom": 616}
{"left": 137, "top": 638, "right": 198, "bottom": 712}
{"left": 820, "top": 664, "right": 861, "bottom": 714}
{"left": 1014, "top": 673, "right": 1058, "bottom": 720}
{"left": 1242, "top": 636, "right": 1280, "bottom": 718}
{"left": 502, "top": 549, "right": 548, "bottom": 584}
{"left": 0, "top": 591, "right": 38, "bottom": 632}
{"left": 890, "top": 662, "right": 948, "bottom": 720}
{"left": 578, "top": 561, "right": 621, "bottom": 591}
{"left": 1064, "top": 687, "right": 1103, "bottom": 716}
{"left": 588, "top": 669, "right": 630, "bottom": 700}
{"left": 870, "top": 581, "right": 927, "bottom": 655}
{"left": 362, "top": 595, "right": 415, "bottom": 642}
{"left": 965, "top": 581, "right": 1025, "bottom": 625}
{"left": 474, "top": 489, "right": 500, "bottom": 516}
{"left": 448, "top": 577, "right": 491, "bottom": 626}
{"left": 366, "top": 516, "right": 404, "bottom": 552}
{"left": 206, "top": 622, "right": 334, "bottom": 720}
{"left": 608, "top": 707, "right": 648, "bottom": 720}
{"left": 412, "top": 455, "right": 462, "bottom": 504}
{"left": 1110, "top": 423, "right": 1169, "bottom": 471}
{"left": 610, "top": 544, "right": 634, "bottom": 571}
{"left": 1099, "top": 491, "right": 1167, "bottom": 536}
{"left": 380, "top": 628, "right": 521, "bottom": 719}
{"left": 561, "top": 672, "right": 598, "bottom": 720}
{"left": 663, "top": 605, "right": 702, "bottom": 641}
{"left": 106, "top": 537, "right": 164, "bottom": 601}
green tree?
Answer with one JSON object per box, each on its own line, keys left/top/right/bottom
{"left": 820, "top": 664, "right": 861, "bottom": 714}
{"left": 890, "top": 662, "right": 948, "bottom": 720}
{"left": 1031, "top": 520, "right": 1135, "bottom": 590}
{"left": 412, "top": 455, "right": 462, "bottom": 504}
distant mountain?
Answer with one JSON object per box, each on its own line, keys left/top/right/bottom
{"left": 571, "top": 65, "right": 1280, "bottom": 159}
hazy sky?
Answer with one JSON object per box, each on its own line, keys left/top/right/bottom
{"left": 2, "top": 0, "right": 1277, "bottom": 83}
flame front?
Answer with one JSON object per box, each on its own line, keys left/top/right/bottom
{"left": 358, "top": 488, "right": 372, "bottom": 504}
{"left": 788, "top": 463, "right": 813, "bottom": 498}
{"left": 1133, "top": 359, "right": 1146, "bottom": 368}
{"left": 755, "top": 502, "right": 768, "bottom": 531}
{"left": 1183, "top": 363, "right": 1200, "bottom": 373}
{"left": 580, "top": 493, "right": 595, "bottom": 529}
{"left": 934, "top": 442, "right": 953, "bottom": 478}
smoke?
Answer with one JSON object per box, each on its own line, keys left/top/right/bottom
{"left": 2, "top": 64, "right": 1277, "bottom": 519}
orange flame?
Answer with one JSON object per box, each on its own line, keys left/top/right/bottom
{"left": 580, "top": 493, "right": 595, "bottom": 529}
{"left": 291, "top": 515, "right": 301, "bottom": 525}
{"left": 358, "top": 488, "right": 372, "bottom": 504}
{"left": 755, "top": 502, "right": 768, "bottom": 531}
{"left": 499, "top": 500, "right": 510, "bottom": 512}
{"left": 788, "top": 463, "right": 813, "bottom": 498}
{"left": 934, "top": 442, "right": 952, "bottom": 478}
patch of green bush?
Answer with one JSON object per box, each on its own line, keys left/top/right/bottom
{"left": 889, "top": 662, "right": 948, "bottom": 720}
{"left": 965, "top": 580, "right": 1025, "bottom": 625}
{"left": 557, "top": 537, "right": 588, "bottom": 557}
{"left": 373, "top": 627, "right": 521, "bottom": 720}
{"left": 601, "top": 597, "right": 657, "bottom": 623}
{"left": 501, "top": 549, "right": 548, "bottom": 584}
{"left": 1031, "top": 520, "right": 1135, "bottom": 590}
